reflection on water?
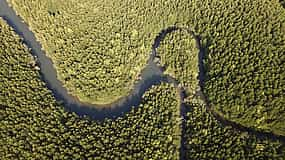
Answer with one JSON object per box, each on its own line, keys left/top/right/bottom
{"left": 0, "top": 0, "right": 179, "bottom": 120}
{"left": 1, "top": 0, "right": 284, "bottom": 143}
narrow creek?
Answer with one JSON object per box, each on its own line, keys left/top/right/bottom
{"left": 0, "top": 1, "right": 284, "bottom": 159}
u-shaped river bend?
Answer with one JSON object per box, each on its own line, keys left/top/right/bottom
{"left": 0, "top": 1, "right": 284, "bottom": 158}
{"left": 0, "top": 0, "right": 191, "bottom": 121}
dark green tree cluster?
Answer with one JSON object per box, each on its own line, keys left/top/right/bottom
{"left": 0, "top": 18, "right": 182, "bottom": 159}
{"left": 7, "top": 0, "right": 185, "bottom": 105}
{"left": 184, "top": 99, "right": 285, "bottom": 159}
{"left": 156, "top": 29, "right": 200, "bottom": 95}
{"left": 2, "top": 0, "right": 285, "bottom": 158}
{"left": 180, "top": 0, "right": 285, "bottom": 135}
{"left": 8, "top": 0, "right": 285, "bottom": 135}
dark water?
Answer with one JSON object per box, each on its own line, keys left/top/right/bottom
{"left": 0, "top": 0, "right": 179, "bottom": 120}
{"left": 0, "top": 2, "right": 283, "bottom": 159}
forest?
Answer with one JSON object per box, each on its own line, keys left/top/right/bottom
{"left": 156, "top": 29, "right": 200, "bottom": 96}
{"left": 6, "top": 0, "right": 188, "bottom": 105}
{"left": 0, "top": 19, "right": 182, "bottom": 158}
{"left": 184, "top": 98, "right": 285, "bottom": 159}
{"left": 6, "top": 0, "right": 285, "bottom": 135}
{"left": 1, "top": 0, "right": 285, "bottom": 159}
{"left": 191, "top": 0, "right": 285, "bottom": 135}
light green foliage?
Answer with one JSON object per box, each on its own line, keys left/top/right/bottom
{"left": 8, "top": 0, "right": 285, "bottom": 134}
{"left": 7, "top": 0, "right": 185, "bottom": 104}
{"left": 2, "top": 0, "right": 285, "bottom": 158}
{"left": 0, "top": 22, "right": 181, "bottom": 158}
{"left": 156, "top": 29, "right": 199, "bottom": 95}
{"left": 184, "top": 100, "right": 285, "bottom": 159}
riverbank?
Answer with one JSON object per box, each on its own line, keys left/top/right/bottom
{"left": 1, "top": 1, "right": 284, "bottom": 159}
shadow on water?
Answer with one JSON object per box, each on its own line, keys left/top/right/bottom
{"left": 1, "top": 1, "right": 284, "bottom": 159}
{"left": 0, "top": 0, "right": 173, "bottom": 120}
{"left": 65, "top": 73, "right": 164, "bottom": 120}
{"left": 152, "top": 26, "right": 178, "bottom": 51}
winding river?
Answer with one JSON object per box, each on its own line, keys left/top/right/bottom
{"left": 0, "top": 0, "right": 284, "bottom": 159}
{"left": 0, "top": 0, "right": 170, "bottom": 120}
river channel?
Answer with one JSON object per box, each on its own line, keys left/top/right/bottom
{"left": 0, "top": 2, "right": 283, "bottom": 159}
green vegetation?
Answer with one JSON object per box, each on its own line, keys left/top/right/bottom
{"left": 7, "top": 0, "right": 186, "bottom": 105}
{"left": 1, "top": 84, "right": 181, "bottom": 160}
{"left": 7, "top": 0, "right": 284, "bottom": 135}
{"left": 156, "top": 29, "right": 199, "bottom": 95}
{"left": 0, "top": 17, "right": 181, "bottom": 159}
{"left": 2, "top": 0, "right": 285, "bottom": 159}
{"left": 184, "top": 98, "right": 285, "bottom": 159}
{"left": 154, "top": 25, "right": 285, "bottom": 159}
{"left": 7, "top": 0, "right": 285, "bottom": 134}
{"left": 187, "top": 0, "right": 285, "bottom": 136}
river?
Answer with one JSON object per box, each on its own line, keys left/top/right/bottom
{"left": 0, "top": 1, "right": 284, "bottom": 159}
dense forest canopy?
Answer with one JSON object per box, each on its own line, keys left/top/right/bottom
{"left": 156, "top": 29, "right": 200, "bottom": 95}
{"left": 1, "top": 0, "right": 285, "bottom": 159}
{"left": 0, "top": 20, "right": 181, "bottom": 158}
{"left": 7, "top": 0, "right": 285, "bottom": 135}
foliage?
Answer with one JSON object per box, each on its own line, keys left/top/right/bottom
{"left": 0, "top": 18, "right": 181, "bottom": 159}
{"left": 2, "top": 0, "right": 285, "bottom": 158}
{"left": 7, "top": 0, "right": 285, "bottom": 134}
{"left": 156, "top": 29, "right": 199, "bottom": 95}
{"left": 6, "top": 0, "right": 185, "bottom": 104}
{"left": 184, "top": 99, "right": 285, "bottom": 159}
{"left": 181, "top": 0, "right": 285, "bottom": 135}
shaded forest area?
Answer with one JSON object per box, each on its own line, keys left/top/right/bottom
{"left": 1, "top": 0, "right": 285, "bottom": 159}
